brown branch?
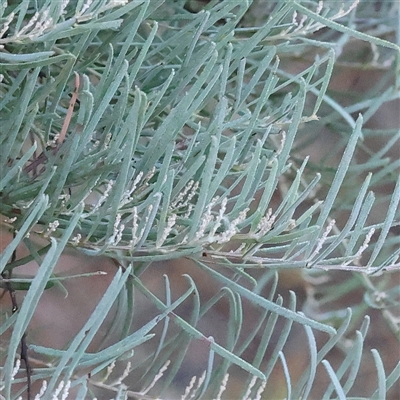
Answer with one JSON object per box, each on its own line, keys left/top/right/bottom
{"left": 23, "top": 72, "right": 81, "bottom": 176}
{"left": 1, "top": 235, "right": 32, "bottom": 400}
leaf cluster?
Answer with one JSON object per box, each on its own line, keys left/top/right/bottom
{"left": 0, "top": 0, "right": 399, "bottom": 399}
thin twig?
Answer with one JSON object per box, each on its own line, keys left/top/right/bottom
{"left": 58, "top": 72, "right": 80, "bottom": 145}
{"left": 1, "top": 234, "right": 32, "bottom": 400}
{"left": 23, "top": 72, "right": 81, "bottom": 175}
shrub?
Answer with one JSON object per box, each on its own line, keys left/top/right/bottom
{"left": 1, "top": 0, "right": 399, "bottom": 398}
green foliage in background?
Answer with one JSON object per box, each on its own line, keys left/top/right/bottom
{"left": 1, "top": 0, "right": 399, "bottom": 398}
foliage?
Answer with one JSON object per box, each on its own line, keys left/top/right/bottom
{"left": 0, "top": 0, "right": 399, "bottom": 398}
